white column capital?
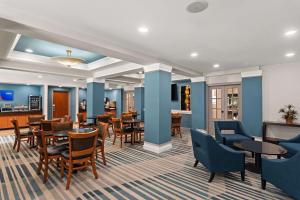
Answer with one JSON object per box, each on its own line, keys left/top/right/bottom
{"left": 241, "top": 70, "right": 262, "bottom": 78}
{"left": 86, "top": 77, "right": 105, "bottom": 83}
{"left": 144, "top": 63, "right": 172, "bottom": 73}
{"left": 191, "top": 76, "right": 205, "bottom": 83}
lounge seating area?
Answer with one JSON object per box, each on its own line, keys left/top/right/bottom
{"left": 1, "top": 1, "right": 300, "bottom": 199}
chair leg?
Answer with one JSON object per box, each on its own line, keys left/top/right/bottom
{"left": 113, "top": 133, "right": 116, "bottom": 145}
{"left": 277, "top": 155, "right": 281, "bottom": 159}
{"left": 60, "top": 159, "right": 65, "bottom": 178}
{"left": 101, "top": 146, "right": 106, "bottom": 165}
{"left": 91, "top": 156, "right": 98, "bottom": 179}
{"left": 66, "top": 164, "right": 73, "bottom": 190}
{"left": 241, "top": 171, "right": 245, "bottom": 181}
{"left": 44, "top": 159, "right": 48, "bottom": 183}
{"left": 17, "top": 139, "right": 21, "bottom": 152}
{"left": 37, "top": 155, "right": 43, "bottom": 175}
{"left": 13, "top": 138, "right": 17, "bottom": 149}
{"left": 261, "top": 179, "right": 266, "bottom": 190}
{"left": 178, "top": 128, "right": 182, "bottom": 138}
{"left": 252, "top": 152, "right": 254, "bottom": 158}
{"left": 120, "top": 135, "right": 123, "bottom": 148}
{"left": 194, "top": 160, "right": 199, "bottom": 167}
{"left": 208, "top": 172, "right": 215, "bottom": 182}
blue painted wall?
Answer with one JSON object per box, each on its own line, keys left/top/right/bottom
{"left": 144, "top": 70, "right": 171, "bottom": 145}
{"left": 171, "top": 80, "right": 192, "bottom": 128}
{"left": 87, "top": 82, "right": 104, "bottom": 120}
{"left": 242, "top": 76, "right": 262, "bottom": 136}
{"left": 48, "top": 86, "right": 76, "bottom": 121}
{"left": 105, "top": 89, "right": 123, "bottom": 117}
{"left": 134, "top": 87, "right": 144, "bottom": 120}
{"left": 191, "top": 81, "right": 206, "bottom": 129}
{"left": 0, "top": 84, "right": 41, "bottom": 107}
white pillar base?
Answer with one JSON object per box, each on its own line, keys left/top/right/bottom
{"left": 143, "top": 141, "right": 172, "bottom": 154}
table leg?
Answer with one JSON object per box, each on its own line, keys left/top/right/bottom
{"left": 244, "top": 153, "right": 261, "bottom": 173}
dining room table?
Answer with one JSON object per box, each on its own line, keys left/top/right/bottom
{"left": 53, "top": 128, "right": 96, "bottom": 138}
{"left": 122, "top": 119, "right": 142, "bottom": 143}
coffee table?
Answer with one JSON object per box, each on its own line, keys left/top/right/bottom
{"left": 234, "top": 140, "right": 287, "bottom": 173}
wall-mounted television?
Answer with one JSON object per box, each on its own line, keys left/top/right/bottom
{"left": 171, "top": 84, "right": 178, "bottom": 101}
{"left": 0, "top": 90, "right": 14, "bottom": 101}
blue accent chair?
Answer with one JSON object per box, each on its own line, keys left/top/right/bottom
{"left": 191, "top": 129, "right": 245, "bottom": 182}
{"left": 279, "top": 134, "right": 300, "bottom": 158}
{"left": 261, "top": 152, "right": 300, "bottom": 199}
{"left": 214, "top": 121, "right": 253, "bottom": 146}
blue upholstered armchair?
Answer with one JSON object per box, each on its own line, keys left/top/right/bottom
{"left": 214, "top": 121, "right": 253, "bottom": 146}
{"left": 279, "top": 134, "right": 300, "bottom": 158}
{"left": 191, "top": 129, "right": 245, "bottom": 182}
{"left": 261, "top": 152, "right": 300, "bottom": 199}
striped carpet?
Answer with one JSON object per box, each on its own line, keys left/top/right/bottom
{"left": 0, "top": 128, "right": 292, "bottom": 200}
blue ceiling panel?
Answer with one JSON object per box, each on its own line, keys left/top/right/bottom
{"left": 14, "top": 35, "right": 106, "bottom": 64}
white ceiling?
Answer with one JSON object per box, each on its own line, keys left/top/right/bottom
{"left": 0, "top": 0, "right": 300, "bottom": 74}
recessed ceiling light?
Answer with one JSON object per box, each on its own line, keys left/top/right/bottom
{"left": 109, "top": 88, "right": 112, "bottom": 90}
{"left": 213, "top": 64, "right": 220, "bottom": 68}
{"left": 38, "top": 75, "right": 43, "bottom": 78}
{"left": 172, "top": 72, "right": 175, "bottom": 75}
{"left": 73, "top": 79, "right": 77, "bottom": 82}
{"left": 285, "top": 30, "right": 297, "bottom": 37}
{"left": 285, "top": 52, "right": 295, "bottom": 57}
{"left": 138, "top": 26, "right": 149, "bottom": 34}
{"left": 186, "top": 1, "right": 208, "bottom": 13}
{"left": 138, "top": 71, "right": 143, "bottom": 74}
{"left": 190, "top": 52, "right": 198, "bottom": 58}
{"left": 25, "top": 48, "right": 33, "bottom": 53}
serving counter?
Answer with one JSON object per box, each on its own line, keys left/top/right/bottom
{"left": 0, "top": 110, "right": 43, "bottom": 130}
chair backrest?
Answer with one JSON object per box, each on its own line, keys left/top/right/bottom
{"left": 28, "top": 115, "right": 45, "bottom": 123}
{"left": 97, "top": 114, "right": 110, "bottom": 123}
{"left": 77, "top": 113, "right": 84, "bottom": 123}
{"left": 112, "top": 118, "right": 122, "bottom": 133}
{"left": 129, "top": 110, "right": 137, "bottom": 118}
{"left": 62, "top": 115, "right": 72, "bottom": 122}
{"left": 105, "top": 111, "right": 116, "bottom": 118}
{"left": 98, "top": 122, "right": 108, "bottom": 142}
{"left": 41, "top": 119, "right": 61, "bottom": 131}
{"left": 172, "top": 115, "right": 182, "bottom": 127}
{"left": 214, "top": 120, "right": 246, "bottom": 140}
{"left": 11, "top": 119, "right": 20, "bottom": 138}
{"left": 68, "top": 129, "right": 98, "bottom": 159}
{"left": 36, "top": 131, "right": 48, "bottom": 155}
{"left": 53, "top": 121, "right": 73, "bottom": 131}
{"left": 121, "top": 113, "right": 132, "bottom": 121}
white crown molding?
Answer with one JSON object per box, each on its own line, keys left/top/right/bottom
{"left": 144, "top": 63, "right": 172, "bottom": 73}
{"left": 86, "top": 78, "right": 105, "bottom": 83}
{"left": 191, "top": 76, "right": 205, "bottom": 82}
{"left": 143, "top": 141, "right": 172, "bottom": 154}
{"left": 241, "top": 70, "right": 262, "bottom": 78}
{"left": 88, "top": 57, "right": 122, "bottom": 70}
{"left": 134, "top": 83, "right": 144, "bottom": 88}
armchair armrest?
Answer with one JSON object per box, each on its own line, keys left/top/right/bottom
{"left": 282, "top": 134, "right": 300, "bottom": 143}
{"left": 219, "top": 144, "right": 245, "bottom": 158}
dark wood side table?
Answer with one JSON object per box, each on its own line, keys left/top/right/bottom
{"left": 262, "top": 121, "right": 300, "bottom": 144}
{"left": 234, "top": 140, "right": 287, "bottom": 173}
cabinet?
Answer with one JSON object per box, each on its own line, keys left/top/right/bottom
{"left": 0, "top": 111, "right": 43, "bottom": 129}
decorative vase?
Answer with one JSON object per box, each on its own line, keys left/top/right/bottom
{"left": 286, "top": 119, "right": 294, "bottom": 124}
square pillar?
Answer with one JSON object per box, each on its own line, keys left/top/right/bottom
{"left": 143, "top": 63, "right": 172, "bottom": 153}
{"left": 191, "top": 77, "right": 206, "bottom": 129}
{"left": 241, "top": 70, "right": 262, "bottom": 137}
{"left": 87, "top": 78, "right": 105, "bottom": 120}
{"left": 134, "top": 86, "right": 144, "bottom": 120}
{"left": 41, "top": 84, "right": 48, "bottom": 119}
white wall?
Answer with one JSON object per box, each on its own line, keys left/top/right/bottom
{"left": 262, "top": 62, "right": 300, "bottom": 139}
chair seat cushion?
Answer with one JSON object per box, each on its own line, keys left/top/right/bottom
{"left": 123, "top": 127, "right": 134, "bottom": 133}
{"left": 20, "top": 131, "right": 33, "bottom": 137}
{"left": 279, "top": 142, "right": 300, "bottom": 157}
{"left": 47, "top": 145, "right": 66, "bottom": 156}
{"left": 223, "top": 134, "right": 251, "bottom": 145}
{"left": 61, "top": 150, "right": 91, "bottom": 160}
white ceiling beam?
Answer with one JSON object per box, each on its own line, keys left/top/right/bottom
{"left": 0, "top": 31, "right": 18, "bottom": 59}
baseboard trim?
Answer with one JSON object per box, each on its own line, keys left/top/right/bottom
{"left": 143, "top": 141, "right": 172, "bottom": 154}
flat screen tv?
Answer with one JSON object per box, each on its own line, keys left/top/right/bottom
{"left": 171, "top": 84, "right": 178, "bottom": 101}
{"left": 0, "top": 90, "right": 14, "bottom": 101}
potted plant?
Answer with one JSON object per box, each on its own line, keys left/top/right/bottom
{"left": 279, "top": 104, "right": 298, "bottom": 124}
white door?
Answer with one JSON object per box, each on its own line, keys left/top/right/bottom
{"left": 208, "top": 85, "right": 241, "bottom": 134}
{"left": 124, "top": 91, "right": 135, "bottom": 112}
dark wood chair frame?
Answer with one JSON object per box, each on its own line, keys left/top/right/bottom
{"left": 96, "top": 122, "right": 108, "bottom": 165}
{"left": 112, "top": 118, "right": 133, "bottom": 148}
{"left": 11, "top": 119, "right": 34, "bottom": 152}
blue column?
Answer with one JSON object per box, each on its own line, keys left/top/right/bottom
{"left": 242, "top": 72, "right": 262, "bottom": 137}
{"left": 134, "top": 87, "right": 144, "bottom": 120}
{"left": 191, "top": 77, "right": 206, "bottom": 129}
{"left": 143, "top": 64, "right": 172, "bottom": 153}
{"left": 87, "top": 80, "right": 104, "bottom": 120}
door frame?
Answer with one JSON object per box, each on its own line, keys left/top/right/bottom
{"left": 206, "top": 82, "right": 242, "bottom": 134}
{"left": 52, "top": 90, "right": 71, "bottom": 118}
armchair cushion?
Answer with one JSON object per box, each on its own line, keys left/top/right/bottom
{"left": 279, "top": 142, "right": 300, "bottom": 157}
{"left": 223, "top": 134, "right": 253, "bottom": 146}
{"left": 282, "top": 134, "right": 300, "bottom": 143}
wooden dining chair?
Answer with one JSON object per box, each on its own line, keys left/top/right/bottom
{"left": 77, "top": 113, "right": 93, "bottom": 128}
{"left": 52, "top": 121, "right": 73, "bottom": 146}
{"left": 28, "top": 115, "right": 45, "bottom": 130}
{"left": 112, "top": 118, "right": 133, "bottom": 148}
{"left": 97, "top": 114, "right": 111, "bottom": 138}
{"left": 129, "top": 110, "right": 138, "bottom": 119}
{"left": 60, "top": 129, "right": 98, "bottom": 190}
{"left": 36, "top": 130, "right": 66, "bottom": 183}
{"left": 171, "top": 114, "right": 182, "bottom": 138}
{"left": 96, "top": 122, "right": 108, "bottom": 165}
{"left": 11, "top": 119, "right": 34, "bottom": 152}
{"left": 41, "top": 119, "right": 61, "bottom": 144}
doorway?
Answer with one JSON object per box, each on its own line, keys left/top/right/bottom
{"left": 207, "top": 85, "right": 241, "bottom": 134}
{"left": 53, "top": 91, "right": 70, "bottom": 118}
{"left": 124, "top": 91, "right": 134, "bottom": 112}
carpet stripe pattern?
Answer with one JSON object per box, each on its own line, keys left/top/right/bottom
{"left": 0, "top": 130, "right": 292, "bottom": 200}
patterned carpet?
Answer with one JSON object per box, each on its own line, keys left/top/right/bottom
{"left": 0, "top": 128, "right": 292, "bottom": 200}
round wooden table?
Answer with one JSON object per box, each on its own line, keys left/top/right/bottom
{"left": 53, "top": 128, "right": 96, "bottom": 138}
{"left": 234, "top": 140, "right": 287, "bottom": 173}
